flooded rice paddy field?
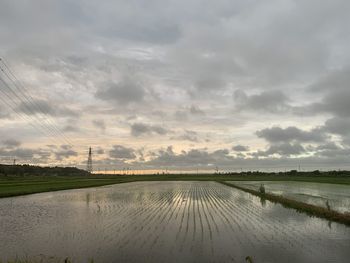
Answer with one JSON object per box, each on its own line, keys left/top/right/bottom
{"left": 230, "top": 181, "right": 350, "bottom": 213}
{"left": 0, "top": 181, "right": 349, "bottom": 262}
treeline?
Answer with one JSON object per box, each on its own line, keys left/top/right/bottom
{"left": 0, "top": 164, "right": 89, "bottom": 177}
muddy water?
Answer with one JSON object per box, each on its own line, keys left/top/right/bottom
{"left": 0, "top": 181, "right": 349, "bottom": 262}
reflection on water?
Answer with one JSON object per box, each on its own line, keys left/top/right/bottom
{"left": 260, "top": 196, "right": 267, "bottom": 207}
{"left": 0, "top": 181, "right": 349, "bottom": 262}
{"left": 231, "top": 181, "right": 350, "bottom": 213}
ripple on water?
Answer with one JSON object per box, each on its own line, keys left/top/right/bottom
{"left": 0, "top": 181, "right": 349, "bottom": 263}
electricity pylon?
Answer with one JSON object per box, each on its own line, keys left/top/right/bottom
{"left": 87, "top": 147, "right": 93, "bottom": 173}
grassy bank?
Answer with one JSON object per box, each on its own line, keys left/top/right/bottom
{"left": 0, "top": 258, "right": 93, "bottom": 263}
{"left": 219, "top": 181, "right": 350, "bottom": 226}
{"left": 0, "top": 173, "right": 349, "bottom": 198}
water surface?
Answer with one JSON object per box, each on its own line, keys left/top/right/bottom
{"left": 0, "top": 181, "right": 349, "bottom": 262}
{"left": 230, "top": 181, "right": 350, "bottom": 213}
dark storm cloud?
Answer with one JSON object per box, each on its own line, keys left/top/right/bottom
{"left": 109, "top": 145, "right": 136, "bottom": 160}
{"left": 256, "top": 126, "right": 326, "bottom": 143}
{"left": 130, "top": 123, "right": 168, "bottom": 137}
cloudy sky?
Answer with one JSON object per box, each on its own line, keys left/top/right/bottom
{"left": 1, "top": 0, "right": 350, "bottom": 172}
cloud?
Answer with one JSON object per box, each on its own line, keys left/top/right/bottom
{"left": 307, "top": 89, "right": 350, "bottom": 118}
{"left": 95, "top": 147, "right": 105, "bottom": 155}
{"left": 310, "top": 68, "right": 350, "bottom": 93}
{"left": 0, "top": 105, "right": 10, "bottom": 119}
{"left": 2, "top": 1, "right": 350, "bottom": 170}
{"left": 95, "top": 79, "right": 145, "bottom": 106}
{"left": 109, "top": 145, "right": 136, "bottom": 160}
{"left": 16, "top": 99, "right": 79, "bottom": 117}
{"left": 322, "top": 117, "right": 350, "bottom": 136}
{"left": 234, "top": 89, "right": 291, "bottom": 113}
{"left": 189, "top": 105, "right": 205, "bottom": 115}
{"left": 232, "top": 145, "right": 249, "bottom": 152}
{"left": 319, "top": 117, "right": 350, "bottom": 146}
{"left": 252, "top": 143, "right": 305, "bottom": 157}
{"left": 171, "top": 130, "right": 199, "bottom": 142}
{"left": 314, "top": 142, "right": 341, "bottom": 152}
{"left": 0, "top": 148, "right": 33, "bottom": 159}
{"left": 146, "top": 146, "right": 232, "bottom": 167}
{"left": 174, "top": 105, "right": 206, "bottom": 121}
{"left": 256, "top": 126, "right": 326, "bottom": 143}
{"left": 63, "top": 125, "right": 79, "bottom": 133}
{"left": 313, "top": 142, "right": 350, "bottom": 158}
{"left": 92, "top": 119, "right": 106, "bottom": 131}
{"left": 297, "top": 68, "right": 350, "bottom": 118}
{"left": 54, "top": 146, "right": 78, "bottom": 161}
{"left": 2, "top": 139, "right": 21, "bottom": 148}
{"left": 130, "top": 122, "right": 168, "bottom": 137}
{"left": 0, "top": 146, "right": 51, "bottom": 162}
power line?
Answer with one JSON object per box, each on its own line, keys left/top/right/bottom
{"left": 0, "top": 74, "right": 69, "bottom": 145}
{"left": 0, "top": 58, "right": 74, "bottom": 146}
{"left": 0, "top": 77, "right": 68, "bottom": 148}
{"left": 0, "top": 58, "right": 74, "bottom": 145}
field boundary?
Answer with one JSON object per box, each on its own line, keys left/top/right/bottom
{"left": 218, "top": 181, "right": 350, "bottom": 227}
{"left": 1, "top": 174, "right": 350, "bottom": 199}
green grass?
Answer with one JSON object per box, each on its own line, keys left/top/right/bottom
{"left": 0, "top": 258, "right": 94, "bottom": 263}
{"left": 219, "top": 181, "right": 350, "bottom": 226}
{"left": 0, "top": 173, "right": 350, "bottom": 198}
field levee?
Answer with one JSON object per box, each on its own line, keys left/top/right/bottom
{"left": 219, "top": 181, "right": 350, "bottom": 226}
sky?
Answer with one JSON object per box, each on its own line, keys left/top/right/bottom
{"left": 1, "top": 0, "right": 350, "bottom": 172}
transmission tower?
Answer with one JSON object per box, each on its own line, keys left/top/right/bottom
{"left": 87, "top": 147, "right": 93, "bottom": 173}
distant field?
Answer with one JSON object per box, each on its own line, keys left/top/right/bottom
{"left": 1, "top": 173, "right": 350, "bottom": 198}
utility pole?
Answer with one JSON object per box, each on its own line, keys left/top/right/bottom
{"left": 13, "top": 158, "right": 16, "bottom": 165}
